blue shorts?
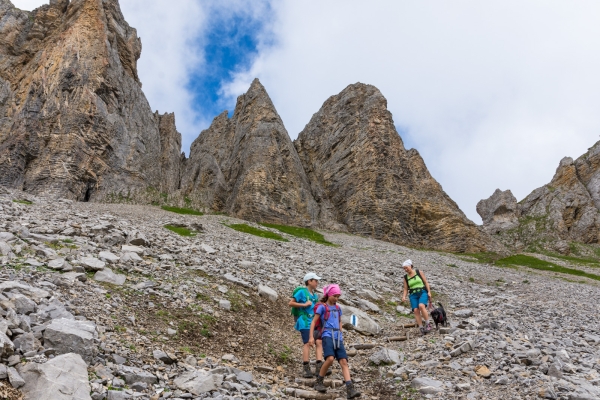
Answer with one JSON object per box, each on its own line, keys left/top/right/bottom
{"left": 409, "top": 290, "right": 428, "bottom": 310}
{"left": 300, "top": 329, "right": 311, "bottom": 344}
{"left": 322, "top": 336, "right": 347, "bottom": 361}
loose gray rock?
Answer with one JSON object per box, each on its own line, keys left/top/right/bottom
{"left": 19, "top": 353, "right": 92, "bottom": 400}
{"left": 173, "top": 370, "right": 218, "bottom": 395}
{"left": 411, "top": 377, "right": 444, "bottom": 394}
{"left": 93, "top": 268, "right": 126, "bottom": 286}
{"left": 258, "top": 285, "right": 278, "bottom": 302}
{"left": 43, "top": 318, "right": 98, "bottom": 364}
{"left": 369, "top": 348, "right": 402, "bottom": 365}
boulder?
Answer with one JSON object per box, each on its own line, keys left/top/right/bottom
{"left": 121, "top": 245, "right": 144, "bottom": 255}
{"left": 258, "top": 285, "right": 278, "bottom": 302}
{"left": 94, "top": 269, "right": 126, "bottom": 286}
{"left": 10, "top": 293, "right": 37, "bottom": 315}
{"left": 454, "top": 309, "right": 473, "bottom": 318}
{"left": 173, "top": 370, "right": 218, "bottom": 395}
{"left": 153, "top": 350, "right": 174, "bottom": 365}
{"left": 43, "top": 318, "right": 97, "bottom": 364}
{"left": 48, "top": 258, "right": 67, "bottom": 270}
{"left": 411, "top": 377, "right": 444, "bottom": 394}
{"left": 13, "top": 332, "right": 39, "bottom": 354}
{"left": 98, "top": 251, "right": 120, "bottom": 264}
{"left": 0, "top": 241, "right": 11, "bottom": 256}
{"left": 121, "top": 252, "right": 143, "bottom": 262}
{"left": 200, "top": 243, "right": 217, "bottom": 254}
{"left": 8, "top": 366, "right": 25, "bottom": 389}
{"left": 119, "top": 365, "right": 158, "bottom": 385}
{"left": 339, "top": 304, "right": 381, "bottom": 336}
{"left": 0, "top": 281, "right": 50, "bottom": 302}
{"left": 80, "top": 257, "right": 105, "bottom": 271}
{"left": 0, "top": 332, "right": 14, "bottom": 358}
{"left": 476, "top": 189, "right": 521, "bottom": 233}
{"left": 19, "top": 353, "right": 92, "bottom": 399}
{"left": 369, "top": 348, "right": 402, "bottom": 365}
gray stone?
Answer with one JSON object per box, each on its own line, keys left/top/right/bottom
{"left": 454, "top": 309, "right": 473, "bottom": 318}
{"left": 81, "top": 257, "right": 105, "bottom": 271}
{"left": 48, "top": 258, "right": 67, "bottom": 270}
{"left": 356, "top": 298, "right": 380, "bottom": 313}
{"left": 174, "top": 370, "right": 218, "bottom": 394}
{"left": 19, "top": 353, "right": 92, "bottom": 399}
{"left": 120, "top": 252, "right": 143, "bottom": 262}
{"left": 121, "top": 245, "right": 144, "bottom": 254}
{"left": 99, "top": 251, "right": 120, "bottom": 264}
{"left": 8, "top": 366, "right": 25, "bottom": 388}
{"left": 0, "top": 240, "right": 11, "bottom": 256}
{"left": 370, "top": 348, "right": 402, "bottom": 365}
{"left": 236, "top": 370, "right": 253, "bottom": 383}
{"left": 257, "top": 285, "right": 278, "bottom": 302}
{"left": 0, "top": 364, "right": 6, "bottom": 379}
{"left": 153, "top": 349, "right": 174, "bottom": 364}
{"left": 223, "top": 273, "right": 251, "bottom": 288}
{"left": 339, "top": 304, "right": 381, "bottom": 336}
{"left": 0, "top": 331, "right": 14, "bottom": 358}
{"left": 219, "top": 299, "right": 231, "bottom": 311}
{"left": 200, "top": 243, "right": 217, "bottom": 254}
{"left": 13, "top": 332, "right": 39, "bottom": 354}
{"left": 477, "top": 189, "right": 521, "bottom": 233}
{"left": 106, "top": 390, "right": 130, "bottom": 400}
{"left": 94, "top": 268, "right": 126, "bottom": 286}
{"left": 43, "top": 318, "right": 98, "bottom": 364}
{"left": 119, "top": 365, "right": 158, "bottom": 385}
{"left": 411, "top": 377, "right": 444, "bottom": 394}
{"left": 0, "top": 281, "right": 50, "bottom": 301}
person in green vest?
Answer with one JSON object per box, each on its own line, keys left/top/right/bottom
{"left": 289, "top": 272, "right": 324, "bottom": 377}
{"left": 401, "top": 259, "right": 433, "bottom": 335}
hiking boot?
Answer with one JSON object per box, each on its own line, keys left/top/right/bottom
{"left": 315, "top": 361, "right": 332, "bottom": 377}
{"left": 419, "top": 326, "right": 427, "bottom": 335}
{"left": 314, "top": 375, "right": 327, "bottom": 393}
{"left": 302, "top": 363, "right": 313, "bottom": 378}
{"left": 346, "top": 381, "right": 361, "bottom": 399}
{"left": 425, "top": 322, "right": 433, "bottom": 333}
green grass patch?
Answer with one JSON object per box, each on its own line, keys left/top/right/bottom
{"left": 13, "top": 199, "right": 32, "bottom": 205}
{"left": 161, "top": 206, "right": 203, "bottom": 216}
{"left": 164, "top": 225, "right": 197, "bottom": 237}
{"left": 225, "top": 224, "right": 288, "bottom": 242}
{"left": 259, "top": 223, "right": 338, "bottom": 246}
{"left": 496, "top": 254, "right": 600, "bottom": 282}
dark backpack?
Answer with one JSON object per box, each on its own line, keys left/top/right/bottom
{"left": 314, "top": 303, "right": 340, "bottom": 339}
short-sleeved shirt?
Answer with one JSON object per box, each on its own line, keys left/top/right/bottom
{"left": 293, "top": 289, "right": 319, "bottom": 331}
{"left": 315, "top": 303, "right": 343, "bottom": 340}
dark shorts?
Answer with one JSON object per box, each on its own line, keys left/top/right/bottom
{"left": 322, "top": 336, "right": 347, "bottom": 360}
{"left": 300, "top": 330, "right": 322, "bottom": 344}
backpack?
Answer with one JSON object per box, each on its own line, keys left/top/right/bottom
{"left": 290, "top": 286, "right": 310, "bottom": 318}
{"left": 404, "top": 269, "right": 424, "bottom": 290}
{"left": 314, "top": 303, "right": 341, "bottom": 339}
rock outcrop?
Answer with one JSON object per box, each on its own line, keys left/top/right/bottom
{"left": 479, "top": 141, "right": 600, "bottom": 252}
{"left": 295, "top": 83, "right": 498, "bottom": 252}
{"left": 476, "top": 189, "right": 520, "bottom": 234}
{"left": 0, "top": 0, "right": 181, "bottom": 201}
{"left": 180, "top": 78, "right": 319, "bottom": 226}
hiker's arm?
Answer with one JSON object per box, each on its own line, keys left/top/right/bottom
{"left": 421, "top": 272, "right": 432, "bottom": 297}
{"left": 289, "top": 299, "right": 312, "bottom": 308}
{"left": 308, "top": 314, "right": 319, "bottom": 346}
{"left": 401, "top": 279, "right": 408, "bottom": 302}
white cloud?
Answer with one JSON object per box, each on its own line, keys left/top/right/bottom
{"left": 223, "top": 0, "right": 600, "bottom": 223}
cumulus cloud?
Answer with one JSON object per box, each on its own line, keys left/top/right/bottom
{"left": 222, "top": 0, "right": 600, "bottom": 222}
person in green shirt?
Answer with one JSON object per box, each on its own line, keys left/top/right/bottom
{"left": 289, "top": 272, "right": 324, "bottom": 377}
{"left": 401, "top": 259, "right": 433, "bottom": 335}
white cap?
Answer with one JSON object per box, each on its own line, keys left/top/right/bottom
{"left": 303, "top": 272, "right": 322, "bottom": 283}
{"left": 402, "top": 259, "right": 413, "bottom": 267}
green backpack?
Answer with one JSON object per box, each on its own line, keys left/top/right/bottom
{"left": 290, "top": 286, "right": 310, "bottom": 318}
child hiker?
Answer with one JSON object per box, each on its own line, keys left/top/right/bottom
{"left": 309, "top": 284, "right": 361, "bottom": 399}
{"left": 289, "top": 272, "right": 325, "bottom": 378}
{"left": 401, "top": 259, "right": 433, "bottom": 335}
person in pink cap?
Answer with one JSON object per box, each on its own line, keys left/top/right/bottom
{"left": 308, "top": 284, "right": 361, "bottom": 399}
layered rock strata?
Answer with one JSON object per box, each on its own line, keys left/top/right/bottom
{"left": 295, "top": 83, "right": 498, "bottom": 253}
{"left": 180, "top": 79, "right": 319, "bottom": 226}
{"left": 478, "top": 141, "right": 600, "bottom": 252}
{"left": 0, "top": 0, "right": 180, "bottom": 200}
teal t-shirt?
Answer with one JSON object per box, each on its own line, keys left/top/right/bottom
{"left": 293, "top": 289, "right": 319, "bottom": 331}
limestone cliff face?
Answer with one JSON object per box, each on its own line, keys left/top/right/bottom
{"left": 295, "top": 83, "right": 499, "bottom": 252}
{"left": 479, "top": 142, "right": 600, "bottom": 253}
{"left": 180, "top": 79, "right": 319, "bottom": 226}
{"left": 0, "top": 0, "right": 179, "bottom": 200}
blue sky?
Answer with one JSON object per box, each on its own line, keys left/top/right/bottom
{"left": 11, "top": 1, "right": 600, "bottom": 223}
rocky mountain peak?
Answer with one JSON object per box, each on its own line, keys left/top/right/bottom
{"left": 295, "top": 82, "right": 500, "bottom": 252}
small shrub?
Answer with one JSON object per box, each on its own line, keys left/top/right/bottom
{"left": 448, "top": 263, "right": 459, "bottom": 268}
{"left": 225, "top": 224, "right": 288, "bottom": 242}
{"left": 469, "top": 277, "right": 475, "bottom": 282}
{"left": 259, "top": 223, "right": 338, "bottom": 246}
{"left": 164, "top": 225, "right": 197, "bottom": 237}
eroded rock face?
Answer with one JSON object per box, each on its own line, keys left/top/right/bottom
{"left": 180, "top": 79, "right": 319, "bottom": 226}
{"left": 476, "top": 189, "right": 520, "bottom": 233}
{"left": 295, "top": 83, "right": 499, "bottom": 252}
{"left": 0, "top": 0, "right": 180, "bottom": 201}
{"left": 481, "top": 147, "right": 600, "bottom": 252}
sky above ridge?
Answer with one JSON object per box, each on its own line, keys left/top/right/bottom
{"left": 13, "top": 0, "right": 600, "bottom": 223}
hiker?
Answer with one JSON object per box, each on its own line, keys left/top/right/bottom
{"left": 401, "top": 259, "right": 433, "bottom": 335}
{"left": 289, "top": 272, "right": 324, "bottom": 378}
{"left": 309, "top": 284, "right": 361, "bottom": 399}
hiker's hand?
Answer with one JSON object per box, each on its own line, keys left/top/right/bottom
{"left": 401, "top": 296, "right": 406, "bottom": 303}
{"left": 304, "top": 301, "right": 312, "bottom": 307}
{"left": 427, "top": 292, "right": 432, "bottom": 299}
{"left": 308, "top": 338, "right": 315, "bottom": 347}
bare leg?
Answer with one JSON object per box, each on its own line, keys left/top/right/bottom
{"left": 319, "top": 356, "right": 335, "bottom": 377}
{"left": 418, "top": 303, "right": 429, "bottom": 321}
{"left": 302, "top": 343, "right": 310, "bottom": 362}
{"left": 413, "top": 308, "right": 423, "bottom": 326}
{"left": 339, "top": 358, "right": 351, "bottom": 382}
{"left": 316, "top": 340, "right": 323, "bottom": 360}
